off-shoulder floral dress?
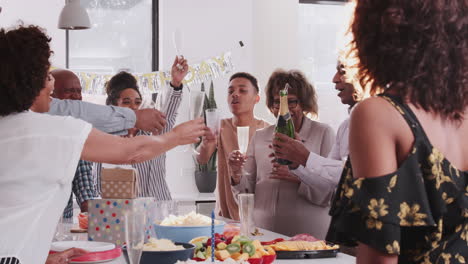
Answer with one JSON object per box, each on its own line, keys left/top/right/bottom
{"left": 326, "top": 95, "right": 468, "bottom": 263}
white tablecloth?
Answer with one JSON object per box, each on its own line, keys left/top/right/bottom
{"left": 60, "top": 222, "right": 355, "bottom": 264}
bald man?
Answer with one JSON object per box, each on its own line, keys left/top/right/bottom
{"left": 51, "top": 69, "right": 96, "bottom": 219}
{"left": 51, "top": 69, "right": 83, "bottom": 101}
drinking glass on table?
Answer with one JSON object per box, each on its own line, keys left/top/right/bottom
{"left": 53, "top": 215, "right": 73, "bottom": 241}
{"left": 124, "top": 211, "right": 146, "bottom": 264}
{"left": 238, "top": 193, "right": 255, "bottom": 237}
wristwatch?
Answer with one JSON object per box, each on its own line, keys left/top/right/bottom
{"left": 170, "top": 82, "right": 183, "bottom": 91}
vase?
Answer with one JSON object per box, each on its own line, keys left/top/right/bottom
{"left": 194, "top": 170, "right": 217, "bottom": 193}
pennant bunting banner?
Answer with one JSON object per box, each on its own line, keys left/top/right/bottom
{"left": 73, "top": 51, "right": 233, "bottom": 95}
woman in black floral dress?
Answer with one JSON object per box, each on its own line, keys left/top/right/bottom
{"left": 326, "top": 0, "right": 468, "bottom": 263}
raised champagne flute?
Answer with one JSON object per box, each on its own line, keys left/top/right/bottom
{"left": 172, "top": 29, "right": 186, "bottom": 79}
{"left": 178, "top": 89, "right": 205, "bottom": 153}
{"left": 205, "top": 108, "right": 221, "bottom": 135}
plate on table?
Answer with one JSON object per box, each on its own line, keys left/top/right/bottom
{"left": 50, "top": 241, "right": 121, "bottom": 263}
{"left": 267, "top": 239, "right": 339, "bottom": 259}
{"left": 51, "top": 241, "right": 115, "bottom": 252}
{"left": 275, "top": 248, "right": 339, "bottom": 259}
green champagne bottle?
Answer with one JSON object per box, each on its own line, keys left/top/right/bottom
{"left": 274, "top": 84, "right": 295, "bottom": 165}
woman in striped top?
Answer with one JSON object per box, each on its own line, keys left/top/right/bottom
{"left": 94, "top": 56, "right": 188, "bottom": 199}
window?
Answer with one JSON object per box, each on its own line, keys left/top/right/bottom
{"left": 67, "top": 0, "right": 158, "bottom": 73}
{"left": 298, "top": 1, "right": 349, "bottom": 131}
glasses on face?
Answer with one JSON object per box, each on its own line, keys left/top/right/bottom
{"left": 272, "top": 99, "right": 299, "bottom": 109}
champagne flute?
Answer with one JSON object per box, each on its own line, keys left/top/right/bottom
{"left": 237, "top": 126, "right": 249, "bottom": 154}
{"left": 205, "top": 108, "right": 220, "bottom": 135}
{"left": 178, "top": 90, "right": 205, "bottom": 153}
{"left": 172, "top": 29, "right": 186, "bottom": 76}
{"left": 237, "top": 126, "right": 251, "bottom": 176}
{"left": 238, "top": 193, "right": 255, "bottom": 237}
{"left": 124, "top": 211, "right": 146, "bottom": 264}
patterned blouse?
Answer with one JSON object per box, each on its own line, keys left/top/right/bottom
{"left": 326, "top": 95, "right": 468, "bottom": 263}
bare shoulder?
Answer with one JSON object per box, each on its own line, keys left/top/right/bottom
{"left": 349, "top": 96, "right": 409, "bottom": 178}
{"left": 350, "top": 96, "right": 404, "bottom": 136}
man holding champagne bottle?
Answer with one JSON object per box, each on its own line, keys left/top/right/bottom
{"left": 271, "top": 60, "right": 368, "bottom": 194}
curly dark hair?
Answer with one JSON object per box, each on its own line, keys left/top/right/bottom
{"left": 105, "top": 71, "right": 142, "bottom": 105}
{"left": 0, "top": 25, "right": 52, "bottom": 116}
{"left": 229, "top": 72, "right": 259, "bottom": 93}
{"left": 351, "top": 0, "right": 468, "bottom": 120}
{"left": 265, "top": 69, "right": 318, "bottom": 117}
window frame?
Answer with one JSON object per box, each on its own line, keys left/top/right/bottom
{"left": 65, "top": 0, "right": 159, "bottom": 71}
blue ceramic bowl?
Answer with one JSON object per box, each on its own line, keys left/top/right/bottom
{"left": 123, "top": 242, "right": 195, "bottom": 264}
{"left": 153, "top": 221, "right": 225, "bottom": 243}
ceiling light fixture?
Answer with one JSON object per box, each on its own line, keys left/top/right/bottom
{"left": 58, "top": 0, "right": 91, "bottom": 30}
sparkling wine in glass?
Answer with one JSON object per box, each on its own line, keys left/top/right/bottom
{"left": 237, "top": 126, "right": 251, "bottom": 176}
{"left": 237, "top": 126, "right": 249, "bottom": 154}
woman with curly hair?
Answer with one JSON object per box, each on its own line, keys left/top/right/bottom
{"left": 93, "top": 57, "right": 187, "bottom": 199}
{"left": 229, "top": 69, "right": 335, "bottom": 238}
{"left": 0, "top": 25, "right": 205, "bottom": 264}
{"left": 326, "top": 0, "right": 468, "bottom": 263}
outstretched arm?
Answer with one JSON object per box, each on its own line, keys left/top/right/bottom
{"left": 81, "top": 118, "right": 205, "bottom": 164}
{"left": 49, "top": 98, "right": 166, "bottom": 135}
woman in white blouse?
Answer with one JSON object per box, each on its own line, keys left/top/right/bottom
{"left": 0, "top": 25, "right": 205, "bottom": 264}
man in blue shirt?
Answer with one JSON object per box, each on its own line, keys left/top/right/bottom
{"left": 51, "top": 69, "right": 98, "bottom": 218}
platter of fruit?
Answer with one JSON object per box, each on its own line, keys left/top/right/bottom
{"left": 189, "top": 233, "right": 276, "bottom": 264}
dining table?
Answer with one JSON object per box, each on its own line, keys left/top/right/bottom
{"left": 59, "top": 220, "right": 355, "bottom": 264}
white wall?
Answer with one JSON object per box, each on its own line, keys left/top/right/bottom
{"left": 159, "top": 0, "right": 255, "bottom": 196}
{"left": 252, "top": 0, "right": 299, "bottom": 125}
{"left": 69, "top": 1, "right": 153, "bottom": 73}
{"left": 0, "top": 0, "right": 66, "bottom": 68}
